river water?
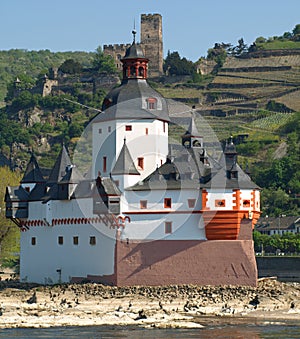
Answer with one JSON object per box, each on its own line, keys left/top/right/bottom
{"left": 1, "top": 318, "right": 300, "bottom": 339}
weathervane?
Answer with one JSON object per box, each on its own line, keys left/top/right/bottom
{"left": 132, "top": 17, "right": 136, "bottom": 43}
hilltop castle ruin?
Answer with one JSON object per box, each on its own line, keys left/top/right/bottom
{"left": 104, "top": 14, "right": 163, "bottom": 77}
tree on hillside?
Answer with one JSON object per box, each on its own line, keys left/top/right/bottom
{"left": 0, "top": 167, "right": 22, "bottom": 262}
{"left": 207, "top": 43, "right": 228, "bottom": 69}
{"left": 92, "top": 46, "right": 117, "bottom": 74}
{"left": 59, "top": 59, "right": 83, "bottom": 74}
{"left": 233, "top": 38, "right": 248, "bottom": 56}
{"left": 163, "top": 51, "right": 196, "bottom": 76}
{"left": 292, "top": 24, "right": 300, "bottom": 41}
{"left": 5, "top": 74, "right": 36, "bottom": 102}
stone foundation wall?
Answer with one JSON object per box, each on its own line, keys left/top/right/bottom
{"left": 256, "top": 257, "right": 300, "bottom": 282}
{"left": 114, "top": 239, "right": 257, "bottom": 287}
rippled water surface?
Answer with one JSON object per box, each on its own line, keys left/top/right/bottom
{"left": 0, "top": 318, "right": 300, "bottom": 339}
{"left": 0, "top": 317, "right": 300, "bottom": 339}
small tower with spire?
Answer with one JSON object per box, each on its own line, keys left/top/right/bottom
{"left": 182, "top": 111, "right": 203, "bottom": 149}
{"left": 224, "top": 136, "right": 238, "bottom": 179}
{"left": 111, "top": 138, "right": 140, "bottom": 190}
{"left": 20, "top": 153, "right": 45, "bottom": 193}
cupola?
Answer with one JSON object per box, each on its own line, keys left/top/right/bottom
{"left": 121, "top": 30, "right": 149, "bottom": 81}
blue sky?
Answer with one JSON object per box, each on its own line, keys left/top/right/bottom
{"left": 1, "top": 0, "right": 300, "bottom": 61}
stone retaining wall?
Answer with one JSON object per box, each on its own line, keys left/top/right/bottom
{"left": 256, "top": 257, "right": 300, "bottom": 282}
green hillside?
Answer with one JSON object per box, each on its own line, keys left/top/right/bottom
{"left": 0, "top": 45, "right": 298, "bottom": 218}
{"left": 0, "top": 49, "right": 94, "bottom": 104}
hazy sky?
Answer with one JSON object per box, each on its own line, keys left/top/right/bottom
{"left": 1, "top": 0, "right": 299, "bottom": 61}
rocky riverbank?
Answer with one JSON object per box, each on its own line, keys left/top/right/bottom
{"left": 0, "top": 278, "right": 299, "bottom": 329}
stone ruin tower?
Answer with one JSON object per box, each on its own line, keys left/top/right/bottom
{"left": 140, "top": 13, "right": 163, "bottom": 77}
{"left": 103, "top": 13, "right": 163, "bottom": 77}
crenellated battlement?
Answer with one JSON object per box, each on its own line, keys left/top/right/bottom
{"left": 103, "top": 44, "right": 131, "bottom": 50}
{"left": 103, "top": 13, "right": 163, "bottom": 77}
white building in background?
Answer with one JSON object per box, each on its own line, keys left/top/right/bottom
{"left": 5, "top": 33, "right": 261, "bottom": 286}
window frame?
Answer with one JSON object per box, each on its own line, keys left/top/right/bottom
{"left": 215, "top": 199, "right": 226, "bottom": 207}
{"left": 164, "top": 198, "right": 172, "bottom": 208}
{"left": 90, "top": 236, "right": 96, "bottom": 246}
{"left": 165, "top": 221, "right": 172, "bottom": 234}
{"left": 103, "top": 156, "right": 107, "bottom": 173}
{"left": 137, "top": 157, "right": 144, "bottom": 170}
{"left": 140, "top": 200, "right": 147, "bottom": 209}
{"left": 188, "top": 199, "right": 196, "bottom": 208}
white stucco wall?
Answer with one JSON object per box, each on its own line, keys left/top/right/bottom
{"left": 92, "top": 120, "right": 117, "bottom": 178}
{"left": 119, "top": 188, "right": 205, "bottom": 240}
{"left": 115, "top": 119, "right": 169, "bottom": 181}
{"left": 205, "top": 189, "right": 235, "bottom": 210}
{"left": 20, "top": 197, "right": 117, "bottom": 284}
{"left": 20, "top": 224, "right": 116, "bottom": 284}
{"left": 92, "top": 119, "right": 168, "bottom": 181}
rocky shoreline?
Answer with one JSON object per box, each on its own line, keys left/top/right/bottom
{"left": 0, "top": 278, "right": 299, "bottom": 329}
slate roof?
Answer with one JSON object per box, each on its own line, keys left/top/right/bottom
{"left": 127, "top": 144, "right": 211, "bottom": 191}
{"left": 99, "top": 177, "right": 122, "bottom": 196}
{"left": 21, "top": 154, "right": 45, "bottom": 183}
{"left": 255, "top": 216, "right": 300, "bottom": 231}
{"left": 202, "top": 164, "right": 260, "bottom": 190}
{"left": 47, "top": 145, "right": 72, "bottom": 184}
{"left": 128, "top": 130, "right": 259, "bottom": 192}
{"left": 91, "top": 79, "right": 170, "bottom": 123}
{"left": 5, "top": 185, "right": 29, "bottom": 202}
{"left": 184, "top": 112, "right": 202, "bottom": 137}
{"left": 122, "top": 42, "right": 147, "bottom": 60}
{"left": 111, "top": 140, "right": 140, "bottom": 175}
{"left": 60, "top": 165, "right": 84, "bottom": 183}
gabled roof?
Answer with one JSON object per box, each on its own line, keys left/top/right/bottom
{"left": 127, "top": 146, "right": 206, "bottom": 191}
{"left": 202, "top": 163, "right": 260, "bottom": 190}
{"left": 21, "top": 154, "right": 45, "bottom": 183}
{"left": 256, "top": 216, "right": 300, "bottom": 231}
{"left": 111, "top": 140, "right": 140, "bottom": 175}
{"left": 47, "top": 145, "right": 72, "bottom": 184}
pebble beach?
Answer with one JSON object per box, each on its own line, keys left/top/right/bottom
{"left": 0, "top": 275, "right": 299, "bottom": 329}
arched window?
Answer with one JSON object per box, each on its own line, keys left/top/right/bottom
{"left": 130, "top": 66, "right": 136, "bottom": 76}
{"left": 138, "top": 66, "right": 144, "bottom": 77}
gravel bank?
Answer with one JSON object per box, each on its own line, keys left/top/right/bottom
{"left": 0, "top": 278, "right": 299, "bottom": 329}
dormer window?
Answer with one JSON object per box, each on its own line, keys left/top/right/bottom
{"left": 147, "top": 98, "right": 157, "bottom": 110}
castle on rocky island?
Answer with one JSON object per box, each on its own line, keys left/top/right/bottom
{"left": 5, "top": 31, "right": 261, "bottom": 287}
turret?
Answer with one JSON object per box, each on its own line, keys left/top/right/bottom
{"left": 224, "top": 136, "right": 238, "bottom": 179}
{"left": 20, "top": 153, "right": 45, "bottom": 193}
{"left": 121, "top": 30, "right": 149, "bottom": 81}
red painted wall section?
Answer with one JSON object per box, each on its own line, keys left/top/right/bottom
{"left": 114, "top": 239, "right": 257, "bottom": 287}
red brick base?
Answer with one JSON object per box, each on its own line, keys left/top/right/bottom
{"left": 113, "top": 239, "right": 257, "bottom": 287}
